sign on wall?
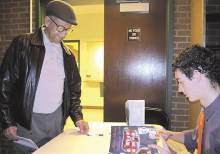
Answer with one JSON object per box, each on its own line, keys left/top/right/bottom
{"left": 128, "top": 28, "right": 141, "bottom": 41}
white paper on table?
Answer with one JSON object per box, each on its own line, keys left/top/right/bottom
{"left": 13, "top": 136, "right": 39, "bottom": 150}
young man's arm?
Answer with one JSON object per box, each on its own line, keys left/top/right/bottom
{"left": 167, "top": 131, "right": 184, "bottom": 143}
{"left": 162, "top": 129, "right": 197, "bottom": 153}
{"left": 159, "top": 129, "right": 184, "bottom": 143}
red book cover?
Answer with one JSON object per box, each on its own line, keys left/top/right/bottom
{"left": 109, "top": 126, "right": 157, "bottom": 154}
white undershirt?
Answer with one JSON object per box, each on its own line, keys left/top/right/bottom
{"left": 33, "top": 28, "right": 65, "bottom": 113}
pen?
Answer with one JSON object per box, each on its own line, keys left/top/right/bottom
{"left": 87, "top": 133, "right": 104, "bottom": 136}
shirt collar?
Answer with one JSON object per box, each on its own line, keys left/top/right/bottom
{"left": 41, "top": 27, "right": 61, "bottom": 48}
{"left": 204, "top": 95, "right": 220, "bottom": 121}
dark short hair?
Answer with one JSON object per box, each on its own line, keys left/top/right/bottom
{"left": 173, "top": 45, "right": 220, "bottom": 86}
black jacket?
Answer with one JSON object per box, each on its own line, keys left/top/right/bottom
{"left": 0, "top": 28, "right": 83, "bottom": 130}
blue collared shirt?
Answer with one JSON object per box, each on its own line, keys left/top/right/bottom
{"left": 184, "top": 95, "right": 220, "bottom": 154}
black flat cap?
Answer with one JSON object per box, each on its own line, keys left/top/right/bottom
{"left": 46, "top": 0, "right": 78, "bottom": 25}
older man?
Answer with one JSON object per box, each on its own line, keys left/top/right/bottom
{"left": 0, "top": 0, "right": 89, "bottom": 153}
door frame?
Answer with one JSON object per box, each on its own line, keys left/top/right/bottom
{"left": 166, "top": 0, "right": 174, "bottom": 128}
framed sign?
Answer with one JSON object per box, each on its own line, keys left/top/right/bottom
{"left": 64, "top": 40, "right": 80, "bottom": 70}
{"left": 128, "top": 28, "right": 141, "bottom": 41}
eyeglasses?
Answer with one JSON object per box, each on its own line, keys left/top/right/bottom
{"left": 49, "top": 16, "right": 73, "bottom": 33}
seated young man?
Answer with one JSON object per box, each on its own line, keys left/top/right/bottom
{"left": 149, "top": 45, "right": 220, "bottom": 154}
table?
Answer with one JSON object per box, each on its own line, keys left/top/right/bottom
{"left": 33, "top": 122, "right": 162, "bottom": 154}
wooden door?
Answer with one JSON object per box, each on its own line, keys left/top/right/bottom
{"left": 104, "top": 0, "right": 167, "bottom": 121}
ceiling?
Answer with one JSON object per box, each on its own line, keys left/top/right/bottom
{"left": 65, "top": 0, "right": 103, "bottom": 5}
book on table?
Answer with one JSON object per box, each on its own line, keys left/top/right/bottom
{"left": 109, "top": 126, "right": 157, "bottom": 154}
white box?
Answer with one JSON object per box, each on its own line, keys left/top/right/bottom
{"left": 125, "top": 100, "right": 145, "bottom": 126}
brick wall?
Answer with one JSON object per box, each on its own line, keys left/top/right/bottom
{"left": 171, "top": 0, "right": 191, "bottom": 131}
{"left": 0, "top": 0, "right": 30, "bottom": 63}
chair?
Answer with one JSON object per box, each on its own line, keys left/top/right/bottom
{"left": 145, "top": 107, "right": 170, "bottom": 129}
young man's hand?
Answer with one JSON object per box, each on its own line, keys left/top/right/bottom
{"left": 148, "top": 134, "right": 171, "bottom": 154}
{"left": 157, "top": 128, "right": 184, "bottom": 143}
{"left": 157, "top": 128, "right": 175, "bottom": 140}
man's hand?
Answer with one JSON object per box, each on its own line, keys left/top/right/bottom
{"left": 148, "top": 134, "right": 171, "bottom": 154}
{"left": 75, "top": 120, "right": 89, "bottom": 134}
{"left": 3, "top": 126, "right": 18, "bottom": 140}
{"left": 158, "top": 129, "right": 174, "bottom": 140}
{"left": 157, "top": 128, "right": 184, "bottom": 144}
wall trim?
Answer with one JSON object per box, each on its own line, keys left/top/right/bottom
{"left": 165, "top": 0, "right": 174, "bottom": 130}
{"left": 82, "top": 105, "right": 104, "bottom": 109}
